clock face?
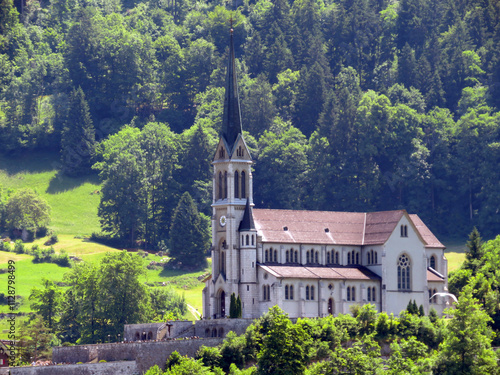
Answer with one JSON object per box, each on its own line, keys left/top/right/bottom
{"left": 219, "top": 215, "right": 227, "bottom": 227}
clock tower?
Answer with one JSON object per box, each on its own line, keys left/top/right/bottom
{"left": 204, "top": 28, "right": 256, "bottom": 319}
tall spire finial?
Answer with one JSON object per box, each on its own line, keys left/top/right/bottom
{"left": 221, "top": 22, "right": 242, "bottom": 153}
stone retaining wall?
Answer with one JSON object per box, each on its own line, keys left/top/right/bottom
{"left": 53, "top": 338, "right": 224, "bottom": 374}
{"left": 10, "top": 361, "right": 139, "bottom": 375}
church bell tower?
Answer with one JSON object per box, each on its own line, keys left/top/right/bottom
{"left": 206, "top": 27, "right": 255, "bottom": 319}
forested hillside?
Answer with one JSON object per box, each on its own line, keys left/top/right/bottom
{"left": 1, "top": 0, "right": 500, "bottom": 245}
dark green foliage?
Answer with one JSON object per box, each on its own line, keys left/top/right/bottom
{"left": 229, "top": 293, "right": 237, "bottom": 318}
{"left": 149, "top": 287, "right": 187, "bottom": 320}
{"left": 169, "top": 192, "right": 209, "bottom": 270}
{"left": 60, "top": 87, "right": 96, "bottom": 176}
{"left": 29, "top": 278, "right": 61, "bottom": 329}
{"left": 196, "top": 346, "right": 222, "bottom": 370}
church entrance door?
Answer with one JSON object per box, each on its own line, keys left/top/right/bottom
{"left": 328, "top": 298, "right": 334, "bottom": 315}
{"left": 220, "top": 291, "right": 226, "bottom": 317}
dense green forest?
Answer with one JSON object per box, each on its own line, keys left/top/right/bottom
{"left": 1, "top": 0, "right": 500, "bottom": 247}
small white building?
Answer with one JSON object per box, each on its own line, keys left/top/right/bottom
{"left": 203, "top": 31, "right": 448, "bottom": 320}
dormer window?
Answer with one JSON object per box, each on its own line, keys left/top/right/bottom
{"left": 219, "top": 148, "right": 225, "bottom": 158}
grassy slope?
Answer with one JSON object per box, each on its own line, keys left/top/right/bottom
{"left": 0, "top": 152, "right": 101, "bottom": 235}
{"left": 0, "top": 152, "right": 208, "bottom": 337}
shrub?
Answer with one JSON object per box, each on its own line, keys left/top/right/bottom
{"left": 14, "top": 240, "right": 25, "bottom": 254}
{"left": 51, "top": 250, "right": 71, "bottom": 267}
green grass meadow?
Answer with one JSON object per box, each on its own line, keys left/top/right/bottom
{"left": 0, "top": 152, "right": 101, "bottom": 235}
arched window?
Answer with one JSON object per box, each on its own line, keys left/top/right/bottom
{"left": 352, "top": 287, "right": 356, "bottom": 301}
{"left": 327, "top": 252, "right": 331, "bottom": 264}
{"left": 290, "top": 285, "right": 294, "bottom": 300}
{"left": 311, "top": 285, "right": 315, "bottom": 300}
{"left": 335, "top": 252, "right": 339, "bottom": 264}
{"left": 306, "top": 251, "right": 310, "bottom": 264}
{"left": 252, "top": 235, "right": 255, "bottom": 246}
{"left": 355, "top": 252, "right": 359, "bottom": 264}
{"left": 347, "top": 252, "right": 351, "bottom": 265}
{"left": 374, "top": 252, "right": 378, "bottom": 264}
{"left": 267, "top": 285, "right": 270, "bottom": 301}
{"left": 372, "top": 287, "right": 376, "bottom": 301}
{"left": 367, "top": 252, "right": 371, "bottom": 265}
{"left": 224, "top": 171, "right": 228, "bottom": 199}
{"left": 367, "top": 287, "right": 371, "bottom": 301}
{"left": 234, "top": 171, "right": 239, "bottom": 198}
{"left": 285, "top": 285, "right": 289, "bottom": 300}
{"left": 246, "top": 234, "right": 249, "bottom": 246}
{"left": 347, "top": 287, "right": 351, "bottom": 301}
{"left": 274, "top": 250, "right": 277, "bottom": 262}
{"left": 218, "top": 172, "right": 223, "bottom": 200}
{"left": 306, "top": 286, "right": 310, "bottom": 300}
{"left": 265, "top": 249, "right": 268, "bottom": 262}
{"left": 263, "top": 285, "right": 267, "bottom": 301}
{"left": 286, "top": 251, "right": 289, "bottom": 263}
{"left": 430, "top": 255, "right": 436, "bottom": 269}
{"left": 295, "top": 251, "right": 298, "bottom": 263}
{"left": 221, "top": 251, "right": 225, "bottom": 275}
{"left": 241, "top": 171, "right": 246, "bottom": 198}
{"left": 315, "top": 251, "right": 319, "bottom": 264}
{"left": 219, "top": 148, "right": 225, "bottom": 158}
{"left": 398, "top": 254, "right": 411, "bottom": 290}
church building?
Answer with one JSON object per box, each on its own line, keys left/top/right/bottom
{"left": 202, "top": 30, "right": 448, "bottom": 320}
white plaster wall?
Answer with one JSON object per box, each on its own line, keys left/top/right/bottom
{"left": 381, "top": 216, "right": 428, "bottom": 315}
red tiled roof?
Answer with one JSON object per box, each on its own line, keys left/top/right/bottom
{"left": 259, "top": 264, "right": 381, "bottom": 281}
{"left": 409, "top": 215, "right": 445, "bottom": 248}
{"left": 427, "top": 268, "right": 445, "bottom": 282}
{"left": 253, "top": 209, "right": 444, "bottom": 248}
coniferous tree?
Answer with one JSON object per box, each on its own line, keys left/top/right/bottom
{"left": 60, "top": 87, "right": 96, "bottom": 176}
{"left": 236, "top": 295, "right": 242, "bottom": 318}
{"left": 169, "top": 192, "right": 209, "bottom": 270}
{"left": 230, "top": 293, "right": 237, "bottom": 318}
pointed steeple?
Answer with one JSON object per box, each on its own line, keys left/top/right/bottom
{"left": 222, "top": 26, "right": 243, "bottom": 153}
{"left": 239, "top": 199, "right": 255, "bottom": 231}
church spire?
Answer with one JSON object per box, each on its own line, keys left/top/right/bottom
{"left": 221, "top": 25, "right": 243, "bottom": 153}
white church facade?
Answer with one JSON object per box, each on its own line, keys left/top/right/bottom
{"left": 202, "top": 31, "right": 448, "bottom": 320}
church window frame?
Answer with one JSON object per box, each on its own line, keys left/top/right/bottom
{"left": 327, "top": 252, "right": 331, "bottom": 264}
{"left": 347, "top": 252, "right": 351, "bottom": 265}
{"left": 347, "top": 287, "right": 351, "bottom": 301}
{"left": 286, "top": 250, "right": 289, "bottom": 263}
{"left": 372, "top": 287, "right": 376, "bottom": 301}
{"left": 397, "top": 254, "right": 411, "bottom": 291}
{"left": 234, "top": 171, "right": 239, "bottom": 198}
{"left": 306, "top": 286, "right": 310, "bottom": 300}
{"left": 224, "top": 171, "right": 228, "bottom": 199}
{"left": 355, "top": 252, "right": 359, "bottom": 265}
{"left": 241, "top": 171, "right": 246, "bottom": 198}
{"left": 368, "top": 286, "right": 371, "bottom": 301}
{"left": 285, "top": 285, "right": 289, "bottom": 300}
{"left": 306, "top": 251, "right": 310, "bottom": 264}
{"left": 246, "top": 234, "right": 249, "bottom": 246}
{"left": 352, "top": 287, "right": 356, "bottom": 301}
{"left": 311, "top": 285, "right": 315, "bottom": 300}
{"left": 335, "top": 252, "right": 339, "bottom": 264}
{"left": 218, "top": 172, "right": 223, "bottom": 200}
{"left": 315, "top": 251, "right": 319, "bottom": 264}
{"left": 274, "top": 249, "right": 277, "bottom": 262}
{"left": 221, "top": 251, "right": 226, "bottom": 276}
{"left": 401, "top": 225, "right": 408, "bottom": 237}
{"left": 290, "top": 285, "right": 294, "bottom": 300}
{"left": 374, "top": 251, "right": 378, "bottom": 264}
{"left": 430, "top": 255, "right": 436, "bottom": 270}
{"left": 265, "top": 249, "right": 269, "bottom": 263}
{"left": 252, "top": 235, "right": 255, "bottom": 246}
